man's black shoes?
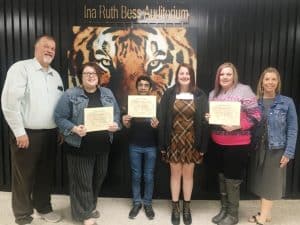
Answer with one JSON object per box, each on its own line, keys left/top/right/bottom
{"left": 144, "top": 204, "right": 155, "bottom": 220}
{"left": 129, "top": 203, "right": 155, "bottom": 220}
{"left": 128, "top": 204, "right": 142, "bottom": 219}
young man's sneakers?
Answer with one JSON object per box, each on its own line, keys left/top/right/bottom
{"left": 144, "top": 204, "right": 155, "bottom": 220}
{"left": 36, "top": 211, "right": 61, "bottom": 223}
{"left": 128, "top": 203, "right": 155, "bottom": 220}
{"left": 128, "top": 204, "right": 142, "bottom": 219}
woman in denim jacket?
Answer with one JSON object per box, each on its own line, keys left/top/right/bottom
{"left": 54, "top": 62, "right": 120, "bottom": 225}
{"left": 249, "top": 67, "right": 298, "bottom": 225}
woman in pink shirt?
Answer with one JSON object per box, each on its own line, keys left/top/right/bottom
{"left": 208, "top": 62, "right": 260, "bottom": 225}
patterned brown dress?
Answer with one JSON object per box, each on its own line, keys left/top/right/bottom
{"left": 165, "top": 99, "right": 203, "bottom": 164}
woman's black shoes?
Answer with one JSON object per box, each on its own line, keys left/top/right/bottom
{"left": 90, "top": 210, "right": 100, "bottom": 218}
{"left": 171, "top": 201, "right": 180, "bottom": 225}
{"left": 183, "top": 201, "right": 192, "bottom": 225}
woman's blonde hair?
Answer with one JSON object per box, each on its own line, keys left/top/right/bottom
{"left": 256, "top": 67, "right": 281, "bottom": 97}
{"left": 213, "top": 62, "right": 239, "bottom": 97}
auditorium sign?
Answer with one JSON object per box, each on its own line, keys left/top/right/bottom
{"left": 83, "top": 4, "right": 190, "bottom": 24}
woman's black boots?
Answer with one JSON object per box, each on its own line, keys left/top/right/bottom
{"left": 218, "top": 179, "right": 242, "bottom": 225}
{"left": 183, "top": 200, "right": 192, "bottom": 225}
{"left": 171, "top": 200, "right": 192, "bottom": 225}
{"left": 171, "top": 201, "right": 180, "bottom": 225}
{"left": 212, "top": 173, "right": 228, "bottom": 223}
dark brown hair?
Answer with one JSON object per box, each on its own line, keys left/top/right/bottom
{"left": 136, "top": 75, "right": 152, "bottom": 89}
{"left": 174, "top": 63, "right": 196, "bottom": 93}
{"left": 77, "top": 62, "right": 103, "bottom": 85}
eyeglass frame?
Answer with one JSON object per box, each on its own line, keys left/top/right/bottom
{"left": 82, "top": 72, "right": 98, "bottom": 77}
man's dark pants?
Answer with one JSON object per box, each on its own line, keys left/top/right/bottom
{"left": 10, "top": 129, "right": 57, "bottom": 225}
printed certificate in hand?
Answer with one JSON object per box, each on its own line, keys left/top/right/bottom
{"left": 209, "top": 101, "right": 241, "bottom": 126}
{"left": 84, "top": 107, "right": 113, "bottom": 132}
{"left": 128, "top": 95, "right": 156, "bottom": 118}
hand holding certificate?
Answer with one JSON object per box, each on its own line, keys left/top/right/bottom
{"left": 209, "top": 101, "right": 241, "bottom": 126}
{"left": 128, "top": 95, "right": 156, "bottom": 118}
{"left": 84, "top": 107, "right": 113, "bottom": 132}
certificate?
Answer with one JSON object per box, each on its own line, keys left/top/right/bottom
{"left": 84, "top": 107, "right": 113, "bottom": 132}
{"left": 128, "top": 95, "right": 156, "bottom": 118}
{"left": 209, "top": 101, "right": 241, "bottom": 126}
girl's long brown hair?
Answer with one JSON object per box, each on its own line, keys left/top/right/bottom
{"left": 174, "top": 63, "right": 196, "bottom": 93}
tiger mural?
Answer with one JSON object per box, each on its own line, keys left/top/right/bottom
{"left": 68, "top": 26, "right": 197, "bottom": 111}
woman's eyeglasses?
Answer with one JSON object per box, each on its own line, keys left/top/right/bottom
{"left": 82, "top": 72, "right": 97, "bottom": 77}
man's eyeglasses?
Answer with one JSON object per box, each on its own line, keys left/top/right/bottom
{"left": 82, "top": 72, "right": 97, "bottom": 77}
{"left": 137, "top": 83, "right": 150, "bottom": 88}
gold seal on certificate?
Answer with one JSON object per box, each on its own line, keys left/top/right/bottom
{"left": 84, "top": 107, "right": 113, "bottom": 132}
{"left": 209, "top": 101, "right": 241, "bottom": 126}
{"left": 128, "top": 95, "right": 156, "bottom": 118}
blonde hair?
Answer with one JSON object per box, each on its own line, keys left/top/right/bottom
{"left": 213, "top": 62, "right": 239, "bottom": 97}
{"left": 256, "top": 67, "right": 281, "bottom": 98}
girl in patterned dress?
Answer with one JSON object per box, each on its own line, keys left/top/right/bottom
{"left": 159, "top": 63, "right": 209, "bottom": 225}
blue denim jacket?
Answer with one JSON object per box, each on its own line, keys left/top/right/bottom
{"left": 54, "top": 86, "right": 121, "bottom": 148}
{"left": 258, "top": 95, "right": 298, "bottom": 159}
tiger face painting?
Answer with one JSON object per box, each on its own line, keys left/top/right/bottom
{"left": 68, "top": 26, "right": 197, "bottom": 111}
